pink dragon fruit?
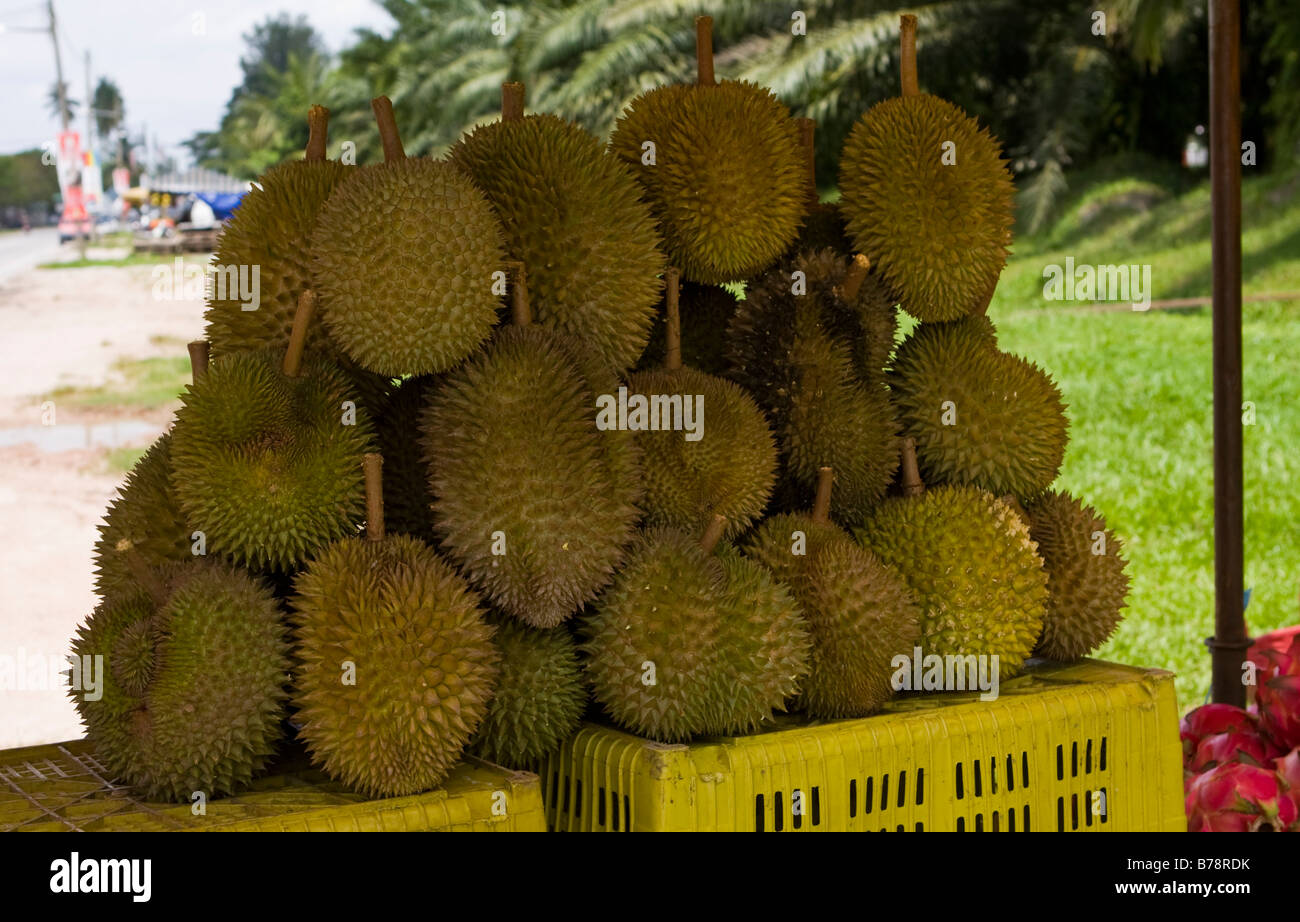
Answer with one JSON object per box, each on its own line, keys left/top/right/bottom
{"left": 1256, "top": 635, "right": 1300, "bottom": 751}
{"left": 1181, "top": 703, "right": 1257, "bottom": 768}
{"left": 1186, "top": 762, "right": 1298, "bottom": 832}
{"left": 1190, "top": 730, "right": 1278, "bottom": 772}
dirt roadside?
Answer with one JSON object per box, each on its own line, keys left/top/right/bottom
{"left": 0, "top": 260, "right": 205, "bottom": 748}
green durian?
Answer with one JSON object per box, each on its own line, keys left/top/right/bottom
{"left": 310, "top": 97, "right": 507, "bottom": 377}
{"left": 374, "top": 374, "right": 440, "bottom": 544}
{"left": 422, "top": 270, "right": 642, "bottom": 628}
{"left": 607, "top": 17, "right": 806, "bottom": 284}
{"left": 637, "top": 280, "right": 737, "bottom": 376}
{"left": 838, "top": 16, "right": 1014, "bottom": 321}
{"left": 746, "top": 471, "right": 921, "bottom": 717}
{"left": 470, "top": 617, "right": 587, "bottom": 767}
{"left": 449, "top": 85, "right": 665, "bottom": 374}
{"left": 858, "top": 451, "right": 1047, "bottom": 678}
{"left": 890, "top": 314, "right": 998, "bottom": 374}
{"left": 786, "top": 118, "right": 854, "bottom": 258}
{"left": 626, "top": 271, "right": 777, "bottom": 538}
{"left": 169, "top": 306, "right": 377, "bottom": 570}
{"left": 889, "top": 319, "right": 1068, "bottom": 499}
{"left": 1025, "top": 490, "right": 1130, "bottom": 660}
{"left": 70, "top": 557, "right": 290, "bottom": 802}
{"left": 291, "top": 457, "right": 499, "bottom": 797}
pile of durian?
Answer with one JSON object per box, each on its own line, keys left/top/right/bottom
{"left": 72, "top": 16, "right": 1130, "bottom": 802}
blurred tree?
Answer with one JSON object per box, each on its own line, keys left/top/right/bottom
{"left": 46, "top": 81, "right": 78, "bottom": 125}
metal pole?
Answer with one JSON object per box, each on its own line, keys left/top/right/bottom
{"left": 47, "top": 0, "right": 68, "bottom": 132}
{"left": 1208, "top": 0, "right": 1247, "bottom": 705}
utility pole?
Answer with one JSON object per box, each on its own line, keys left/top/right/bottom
{"left": 47, "top": 0, "right": 68, "bottom": 132}
{"left": 85, "top": 48, "right": 96, "bottom": 240}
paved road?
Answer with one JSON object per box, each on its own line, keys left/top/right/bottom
{"left": 0, "top": 228, "right": 62, "bottom": 285}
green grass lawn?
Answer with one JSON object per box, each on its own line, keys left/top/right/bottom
{"left": 988, "top": 156, "right": 1300, "bottom": 709}
{"left": 46, "top": 356, "right": 192, "bottom": 411}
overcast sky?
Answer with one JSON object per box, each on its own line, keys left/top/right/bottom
{"left": 0, "top": 0, "right": 394, "bottom": 159}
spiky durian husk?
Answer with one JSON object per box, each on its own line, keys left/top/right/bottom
{"left": 889, "top": 314, "right": 998, "bottom": 375}
{"left": 838, "top": 94, "right": 1014, "bottom": 321}
{"left": 375, "top": 375, "right": 439, "bottom": 544}
{"left": 858, "top": 485, "right": 1047, "bottom": 677}
{"left": 1025, "top": 490, "right": 1130, "bottom": 660}
{"left": 747, "top": 514, "right": 919, "bottom": 718}
{"left": 624, "top": 366, "right": 777, "bottom": 538}
{"left": 70, "top": 560, "right": 290, "bottom": 802}
{"left": 470, "top": 618, "right": 586, "bottom": 767}
{"left": 790, "top": 202, "right": 854, "bottom": 258}
{"left": 785, "top": 249, "right": 899, "bottom": 382}
{"left": 169, "top": 349, "right": 376, "bottom": 571}
{"left": 291, "top": 534, "right": 499, "bottom": 797}
{"left": 637, "top": 281, "right": 737, "bottom": 375}
{"left": 449, "top": 114, "right": 665, "bottom": 374}
{"left": 582, "top": 528, "right": 723, "bottom": 742}
{"left": 204, "top": 160, "right": 352, "bottom": 358}
{"left": 708, "top": 544, "right": 810, "bottom": 734}
{"left": 422, "top": 326, "right": 642, "bottom": 628}
{"left": 889, "top": 323, "right": 1068, "bottom": 499}
{"left": 310, "top": 158, "right": 506, "bottom": 377}
{"left": 92, "top": 434, "right": 192, "bottom": 599}
{"left": 609, "top": 81, "right": 806, "bottom": 284}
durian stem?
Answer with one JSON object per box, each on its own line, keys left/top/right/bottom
{"left": 187, "top": 340, "right": 209, "bottom": 382}
{"left": 834, "top": 253, "right": 872, "bottom": 303}
{"left": 664, "top": 267, "right": 682, "bottom": 372}
{"left": 812, "top": 467, "right": 834, "bottom": 524}
{"left": 282, "top": 289, "right": 316, "bottom": 378}
{"left": 797, "top": 117, "right": 819, "bottom": 207}
{"left": 501, "top": 82, "right": 525, "bottom": 122}
{"left": 698, "top": 513, "right": 727, "bottom": 554}
{"left": 695, "top": 16, "right": 716, "bottom": 86}
{"left": 115, "top": 539, "right": 168, "bottom": 607}
{"left": 900, "top": 437, "right": 925, "bottom": 496}
{"left": 305, "top": 105, "right": 329, "bottom": 161}
{"left": 363, "top": 453, "right": 385, "bottom": 542}
{"left": 371, "top": 96, "right": 405, "bottom": 162}
{"left": 900, "top": 14, "right": 919, "bottom": 97}
{"left": 508, "top": 261, "right": 532, "bottom": 326}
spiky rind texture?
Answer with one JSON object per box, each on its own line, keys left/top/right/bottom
{"left": 889, "top": 324, "right": 1068, "bottom": 498}
{"left": 169, "top": 349, "right": 376, "bottom": 571}
{"left": 450, "top": 114, "right": 666, "bottom": 373}
{"left": 609, "top": 81, "right": 806, "bottom": 284}
{"left": 747, "top": 514, "right": 919, "bottom": 717}
{"left": 375, "top": 375, "right": 439, "bottom": 544}
{"left": 310, "top": 158, "right": 506, "bottom": 377}
{"left": 291, "top": 534, "right": 499, "bottom": 797}
{"left": 204, "top": 160, "right": 353, "bottom": 358}
{"left": 93, "top": 434, "right": 192, "bottom": 599}
{"left": 422, "top": 326, "right": 642, "bottom": 628}
{"left": 839, "top": 94, "right": 1014, "bottom": 321}
{"left": 858, "top": 485, "right": 1047, "bottom": 677}
{"left": 709, "top": 544, "right": 810, "bottom": 734}
{"left": 637, "top": 281, "right": 737, "bottom": 375}
{"left": 470, "top": 618, "right": 587, "bottom": 766}
{"left": 582, "top": 528, "right": 809, "bottom": 742}
{"left": 70, "top": 560, "right": 290, "bottom": 802}
{"left": 624, "top": 366, "right": 777, "bottom": 538}
{"left": 890, "top": 314, "right": 998, "bottom": 374}
{"left": 790, "top": 203, "right": 854, "bottom": 258}
{"left": 1025, "top": 490, "right": 1130, "bottom": 660}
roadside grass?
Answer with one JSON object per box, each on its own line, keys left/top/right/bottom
{"left": 45, "top": 356, "right": 191, "bottom": 411}
{"left": 103, "top": 445, "right": 147, "bottom": 475}
{"left": 36, "top": 253, "right": 197, "bottom": 270}
{"left": 990, "top": 156, "right": 1300, "bottom": 709}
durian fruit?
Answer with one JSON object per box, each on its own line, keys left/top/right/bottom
{"left": 838, "top": 15, "right": 1015, "bottom": 321}
{"left": 374, "top": 374, "right": 440, "bottom": 544}
{"left": 637, "top": 279, "right": 737, "bottom": 376}
{"left": 70, "top": 551, "right": 290, "bottom": 802}
{"left": 889, "top": 316, "right": 1068, "bottom": 499}
{"left": 582, "top": 516, "right": 809, "bottom": 742}
{"left": 169, "top": 292, "right": 376, "bottom": 571}
{"left": 1024, "top": 489, "right": 1130, "bottom": 660}
{"left": 291, "top": 454, "right": 499, "bottom": 797}
{"left": 449, "top": 83, "right": 665, "bottom": 374}
{"left": 889, "top": 314, "right": 998, "bottom": 374}
{"left": 204, "top": 106, "right": 352, "bottom": 359}
{"left": 857, "top": 440, "right": 1047, "bottom": 678}
{"left": 747, "top": 468, "right": 921, "bottom": 717}
{"left": 422, "top": 263, "right": 642, "bottom": 628}
{"left": 787, "top": 118, "right": 854, "bottom": 258}
{"left": 311, "top": 96, "right": 507, "bottom": 377}
{"left": 729, "top": 253, "right": 899, "bottom": 521}
{"left": 470, "top": 617, "right": 586, "bottom": 767}
{"left": 626, "top": 268, "right": 777, "bottom": 538}
{"left": 608, "top": 16, "right": 806, "bottom": 284}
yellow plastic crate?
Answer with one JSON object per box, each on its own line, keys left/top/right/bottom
{"left": 0, "top": 739, "right": 545, "bottom": 832}
{"left": 539, "top": 659, "right": 1184, "bottom": 832}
